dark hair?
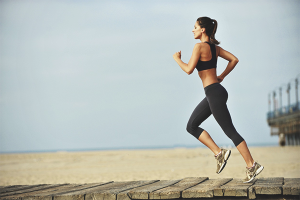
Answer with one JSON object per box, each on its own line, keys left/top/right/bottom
{"left": 197, "top": 16, "right": 220, "bottom": 45}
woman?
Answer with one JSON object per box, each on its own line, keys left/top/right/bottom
{"left": 173, "top": 16, "right": 264, "bottom": 183}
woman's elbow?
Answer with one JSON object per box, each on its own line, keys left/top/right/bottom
{"left": 230, "top": 58, "right": 239, "bottom": 66}
{"left": 186, "top": 69, "right": 194, "bottom": 75}
{"left": 234, "top": 58, "right": 239, "bottom": 64}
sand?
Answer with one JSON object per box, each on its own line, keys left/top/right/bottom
{"left": 0, "top": 146, "right": 299, "bottom": 186}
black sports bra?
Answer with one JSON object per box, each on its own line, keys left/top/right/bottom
{"left": 195, "top": 42, "right": 217, "bottom": 71}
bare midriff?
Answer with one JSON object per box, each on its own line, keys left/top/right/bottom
{"left": 198, "top": 68, "right": 219, "bottom": 88}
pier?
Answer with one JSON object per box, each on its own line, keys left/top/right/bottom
{"left": 1, "top": 177, "right": 299, "bottom": 200}
{"left": 267, "top": 75, "right": 300, "bottom": 146}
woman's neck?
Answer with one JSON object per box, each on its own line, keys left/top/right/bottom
{"left": 200, "top": 35, "right": 210, "bottom": 43}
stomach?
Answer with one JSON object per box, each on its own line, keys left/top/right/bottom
{"left": 198, "top": 68, "right": 219, "bottom": 88}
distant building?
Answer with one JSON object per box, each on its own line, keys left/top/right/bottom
{"left": 267, "top": 77, "right": 300, "bottom": 146}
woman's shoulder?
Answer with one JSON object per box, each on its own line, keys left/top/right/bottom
{"left": 192, "top": 43, "right": 203, "bottom": 52}
{"left": 194, "top": 42, "right": 208, "bottom": 50}
{"left": 215, "top": 45, "right": 223, "bottom": 56}
{"left": 194, "top": 42, "right": 203, "bottom": 47}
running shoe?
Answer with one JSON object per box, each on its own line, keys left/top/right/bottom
{"left": 243, "top": 162, "right": 264, "bottom": 183}
{"left": 215, "top": 148, "right": 231, "bottom": 174}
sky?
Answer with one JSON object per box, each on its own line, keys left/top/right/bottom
{"left": 0, "top": 0, "right": 299, "bottom": 153}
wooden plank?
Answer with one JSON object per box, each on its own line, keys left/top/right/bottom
{"left": 253, "top": 177, "right": 284, "bottom": 195}
{"left": 126, "top": 180, "right": 180, "bottom": 199}
{"left": 22, "top": 182, "right": 111, "bottom": 200}
{"left": 116, "top": 180, "right": 162, "bottom": 200}
{"left": 1, "top": 183, "right": 108, "bottom": 200}
{"left": 248, "top": 183, "right": 256, "bottom": 200}
{"left": 0, "top": 184, "right": 67, "bottom": 199}
{"left": 248, "top": 177, "right": 284, "bottom": 199}
{"left": 53, "top": 180, "right": 157, "bottom": 200}
{"left": 182, "top": 178, "right": 232, "bottom": 198}
{"left": 0, "top": 185, "right": 46, "bottom": 194}
{"left": 0, "top": 184, "right": 81, "bottom": 200}
{"left": 214, "top": 179, "right": 255, "bottom": 197}
{"left": 283, "top": 178, "right": 300, "bottom": 195}
{"left": 85, "top": 180, "right": 156, "bottom": 200}
{"left": 50, "top": 182, "right": 123, "bottom": 200}
{"left": 149, "top": 177, "right": 208, "bottom": 199}
{"left": 1, "top": 177, "right": 298, "bottom": 200}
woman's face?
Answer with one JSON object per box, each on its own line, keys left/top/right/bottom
{"left": 192, "top": 21, "right": 203, "bottom": 39}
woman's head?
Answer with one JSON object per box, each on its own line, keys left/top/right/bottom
{"left": 196, "top": 16, "right": 220, "bottom": 45}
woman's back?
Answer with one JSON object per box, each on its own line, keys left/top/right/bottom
{"left": 197, "top": 42, "right": 219, "bottom": 87}
{"left": 198, "top": 42, "right": 217, "bottom": 62}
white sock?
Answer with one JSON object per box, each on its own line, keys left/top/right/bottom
{"left": 247, "top": 162, "right": 256, "bottom": 169}
{"left": 214, "top": 150, "right": 222, "bottom": 157}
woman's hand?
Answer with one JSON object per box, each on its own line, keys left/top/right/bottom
{"left": 173, "top": 51, "right": 181, "bottom": 60}
{"left": 217, "top": 75, "right": 224, "bottom": 83}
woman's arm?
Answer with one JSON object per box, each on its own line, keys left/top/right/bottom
{"left": 173, "top": 43, "right": 201, "bottom": 75}
{"left": 217, "top": 46, "right": 239, "bottom": 82}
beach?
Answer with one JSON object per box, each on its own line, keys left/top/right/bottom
{"left": 0, "top": 146, "right": 299, "bottom": 186}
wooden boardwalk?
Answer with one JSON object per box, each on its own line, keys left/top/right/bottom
{"left": 0, "top": 177, "right": 299, "bottom": 200}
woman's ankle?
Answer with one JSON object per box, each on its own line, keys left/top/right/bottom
{"left": 246, "top": 161, "right": 255, "bottom": 168}
{"left": 214, "top": 148, "right": 222, "bottom": 157}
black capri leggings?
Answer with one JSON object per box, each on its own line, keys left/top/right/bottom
{"left": 186, "top": 82, "right": 244, "bottom": 147}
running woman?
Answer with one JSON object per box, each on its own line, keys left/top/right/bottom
{"left": 173, "top": 17, "right": 264, "bottom": 183}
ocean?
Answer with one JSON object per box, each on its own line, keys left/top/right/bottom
{"left": 0, "top": 142, "right": 278, "bottom": 154}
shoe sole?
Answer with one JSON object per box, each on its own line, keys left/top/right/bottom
{"left": 217, "top": 150, "right": 231, "bottom": 174}
{"left": 243, "top": 165, "right": 264, "bottom": 183}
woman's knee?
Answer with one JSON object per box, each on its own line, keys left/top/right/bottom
{"left": 186, "top": 122, "right": 194, "bottom": 134}
{"left": 232, "top": 134, "right": 244, "bottom": 147}
{"left": 186, "top": 123, "right": 203, "bottom": 139}
{"left": 225, "top": 130, "right": 244, "bottom": 147}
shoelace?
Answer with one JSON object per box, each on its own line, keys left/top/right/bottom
{"left": 245, "top": 168, "right": 255, "bottom": 178}
{"left": 215, "top": 154, "right": 222, "bottom": 166}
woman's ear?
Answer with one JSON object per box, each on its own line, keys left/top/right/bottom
{"left": 201, "top": 28, "right": 206, "bottom": 33}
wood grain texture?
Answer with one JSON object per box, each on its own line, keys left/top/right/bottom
{"left": 248, "top": 183, "right": 256, "bottom": 200}
{"left": 42, "top": 183, "right": 110, "bottom": 200}
{"left": 149, "top": 177, "right": 208, "bottom": 199}
{"left": 52, "top": 181, "right": 127, "bottom": 200}
{"left": 112, "top": 180, "right": 158, "bottom": 200}
{"left": 0, "top": 184, "right": 68, "bottom": 200}
{"left": 0, "top": 185, "right": 46, "bottom": 194}
{"left": 127, "top": 180, "right": 179, "bottom": 199}
{"left": 182, "top": 178, "right": 232, "bottom": 198}
{"left": 283, "top": 178, "right": 300, "bottom": 195}
{"left": 252, "top": 177, "right": 284, "bottom": 195}
{"left": 1, "top": 183, "right": 109, "bottom": 200}
{"left": 214, "top": 179, "right": 255, "bottom": 197}
{"left": 19, "top": 183, "right": 105, "bottom": 200}
{"left": 1, "top": 177, "right": 300, "bottom": 200}
{"left": 82, "top": 180, "right": 156, "bottom": 200}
